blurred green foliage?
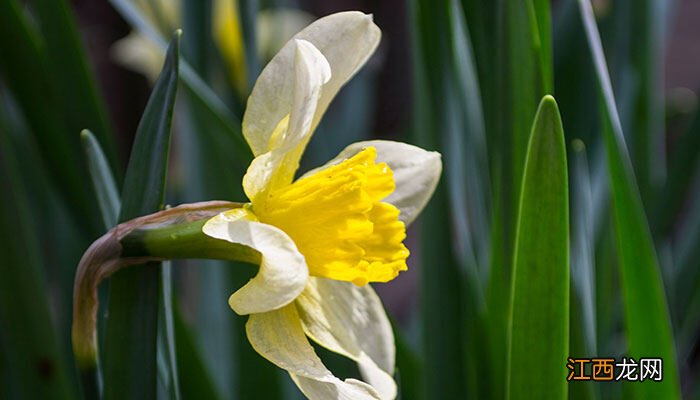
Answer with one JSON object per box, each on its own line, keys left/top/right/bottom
{"left": 0, "top": 0, "right": 698, "bottom": 399}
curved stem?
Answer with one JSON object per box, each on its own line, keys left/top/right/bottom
{"left": 72, "top": 201, "right": 259, "bottom": 369}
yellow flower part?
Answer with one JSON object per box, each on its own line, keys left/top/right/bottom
{"left": 214, "top": 0, "right": 248, "bottom": 94}
{"left": 253, "top": 147, "right": 409, "bottom": 286}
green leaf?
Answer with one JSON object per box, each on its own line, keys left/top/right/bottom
{"left": 182, "top": 0, "right": 213, "bottom": 74}
{"left": 527, "top": 0, "right": 553, "bottom": 94}
{"left": 569, "top": 140, "right": 597, "bottom": 355}
{"left": 447, "top": 0, "right": 491, "bottom": 285}
{"left": 102, "top": 31, "right": 180, "bottom": 400}
{"left": 410, "top": 0, "right": 468, "bottom": 397}
{"left": 0, "top": 106, "right": 76, "bottom": 400}
{"left": 28, "top": 0, "right": 121, "bottom": 176}
{"left": 606, "top": 0, "right": 668, "bottom": 204}
{"left": 653, "top": 109, "right": 700, "bottom": 235}
{"left": 577, "top": 0, "right": 681, "bottom": 397}
{"left": 81, "top": 130, "right": 120, "bottom": 229}
{"left": 0, "top": 0, "right": 102, "bottom": 235}
{"left": 393, "top": 326, "right": 422, "bottom": 400}
{"left": 507, "top": 96, "right": 569, "bottom": 400}
{"left": 158, "top": 263, "right": 181, "bottom": 400}
{"left": 173, "top": 305, "right": 222, "bottom": 400}
{"left": 569, "top": 140, "right": 599, "bottom": 400}
{"left": 238, "top": 0, "right": 260, "bottom": 92}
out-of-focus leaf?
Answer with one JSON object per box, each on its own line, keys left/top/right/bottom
{"left": 174, "top": 306, "right": 222, "bottom": 400}
{"left": 527, "top": 0, "right": 553, "bottom": 93}
{"left": 447, "top": 0, "right": 491, "bottom": 286}
{"left": 675, "top": 172, "right": 700, "bottom": 358}
{"left": 393, "top": 326, "right": 422, "bottom": 400}
{"left": 410, "top": 0, "right": 467, "bottom": 397}
{"left": 0, "top": 110, "right": 75, "bottom": 400}
{"left": 569, "top": 139, "right": 599, "bottom": 400}
{"left": 0, "top": 0, "right": 102, "bottom": 234}
{"left": 607, "top": 0, "right": 667, "bottom": 203}
{"left": 507, "top": 96, "right": 569, "bottom": 400}
{"left": 28, "top": 0, "right": 121, "bottom": 175}
{"left": 654, "top": 109, "right": 700, "bottom": 234}
{"left": 662, "top": 111, "right": 700, "bottom": 332}
{"left": 182, "top": 0, "right": 213, "bottom": 74}
{"left": 158, "top": 263, "right": 181, "bottom": 400}
{"left": 108, "top": 0, "right": 251, "bottom": 169}
{"left": 102, "top": 31, "right": 180, "bottom": 400}
{"left": 238, "top": 0, "right": 260, "bottom": 91}
{"left": 570, "top": 139, "right": 596, "bottom": 355}
{"left": 577, "top": 1, "right": 681, "bottom": 397}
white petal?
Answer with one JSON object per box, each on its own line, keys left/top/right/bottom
{"left": 303, "top": 140, "right": 442, "bottom": 226}
{"left": 242, "top": 39, "right": 330, "bottom": 202}
{"left": 247, "top": 305, "right": 381, "bottom": 400}
{"left": 296, "top": 278, "right": 397, "bottom": 400}
{"left": 243, "top": 11, "right": 381, "bottom": 156}
{"left": 202, "top": 208, "right": 308, "bottom": 314}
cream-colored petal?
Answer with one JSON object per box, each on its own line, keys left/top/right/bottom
{"left": 295, "top": 278, "right": 396, "bottom": 400}
{"left": 202, "top": 208, "right": 308, "bottom": 314}
{"left": 242, "top": 39, "right": 330, "bottom": 202}
{"left": 303, "top": 140, "right": 442, "bottom": 226}
{"left": 243, "top": 11, "right": 381, "bottom": 156}
{"left": 291, "top": 375, "right": 379, "bottom": 400}
{"left": 111, "top": 32, "right": 164, "bottom": 82}
{"left": 247, "top": 305, "right": 381, "bottom": 400}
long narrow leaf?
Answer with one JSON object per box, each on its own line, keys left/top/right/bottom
{"left": 0, "top": 109, "right": 76, "bottom": 400}
{"left": 507, "top": 96, "right": 569, "bottom": 400}
{"left": 0, "top": 0, "right": 102, "bottom": 234}
{"left": 102, "top": 31, "right": 180, "bottom": 400}
{"left": 411, "top": 0, "right": 468, "bottom": 397}
{"left": 570, "top": 139, "right": 597, "bottom": 355}
{"left": 83, "top": 131, "right": 184, "bottom": 400}
{"left": 577, "top": 1, "right": 680, "bottom": 397}
{"left": 81, "top": 131, "right": 120, "bottom": 229}
{"left": 29, "top": 0, "right": 120, "bottom": 175}
{"left": 238, "top": 0, "right": 260, "bottom": 91}
{"left": 448, "top": 0, "right": 491, "bottom": 285}
{"left": 174, "top": 305, "right": 222, "bottom": 400}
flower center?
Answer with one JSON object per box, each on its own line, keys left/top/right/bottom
{"left": 253, "top": 147, "right": 409, "bottom": 285}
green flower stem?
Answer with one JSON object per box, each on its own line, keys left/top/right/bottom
{"left": 72, "top": 201, "right": 259, "bottom": 370}
{"left": 121, "top": 218, "right": 261, "bottom": 264}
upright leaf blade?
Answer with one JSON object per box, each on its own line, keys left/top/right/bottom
{"left": 577, "top": 1, "right": 680, "bottom": 397}
{"left": 0, "top": 0, "right": 102, "bottom": 234}
{"left": 29, "top": 0, "right": 120, "bottom": 175}
{"left": 507, "top": 96, "right": 569, "bottom": 400}
{"left": 0, "top": 100, "right": 76, "bottom": 400}
{"left": 410, "top": 0, "right": 468, "bottom": 397}
{"left": 81, "top": 130, "right": 120, "bottom": 229}
{"left": 173, "top": 305, "right": 222, "bottom": 400}
{"left": 102, "top": 31, "right": 180, "bottom": 400}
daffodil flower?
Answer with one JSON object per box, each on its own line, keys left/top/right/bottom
{"left": 195, "top": 12, "right": 441, "bottom": 399}
{"left": 72, "top": 11, "right": 440, "bottom": 400}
